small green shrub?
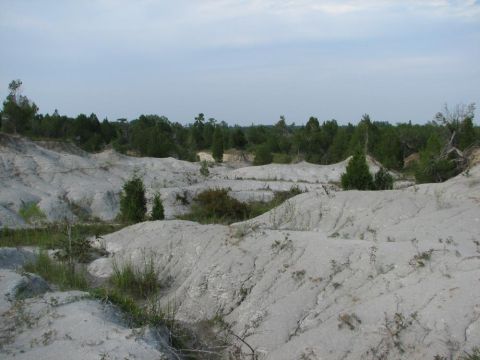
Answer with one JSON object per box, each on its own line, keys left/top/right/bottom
{"left": 341, "top": 151, "right": 374, "bottom": 190}
{"left": 199, "top": 160, "right": 210, "bottom": 176}
{"left": 23, "top": 251, "right": 88, "bottom": 290}
{"left": 54, "top": 231, "right": 104, "bottom": 264}
{"left": 119, "top": 174, "right": 147, "bottom": 223}
{"left": 254, "top": 144, "right": 273, "bottom": 165}
{"left": 150, "top": 193, "right": 165, "bottom": 220}
{"left": 374, "top": 167, "right": 394, "bottom": 190}
{"left": 19, "top": 202, "right": 46, "bottom": 225}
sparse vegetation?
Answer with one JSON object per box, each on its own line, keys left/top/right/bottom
{"left": 23, "top": 251, "right": 88, "bottom": 290}
{"left": 0, "top": 223, "right": 123, "bottom": 248}
{"left": 459, "top": 347, "right": 480, "bottom": 360}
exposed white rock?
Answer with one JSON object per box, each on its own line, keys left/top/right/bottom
{"left": 1, "top": 134, "right": 382, "bottom": 227}
{"left": 87, "top": 166, "right": 480, "bottom": 359}
{"left": 0, "top": 267, "right": 174, "bottom": 359}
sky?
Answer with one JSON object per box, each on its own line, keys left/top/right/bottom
{"left": 0, "top": 0, "right": 479, "bottom": 125}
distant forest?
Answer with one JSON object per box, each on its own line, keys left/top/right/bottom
{"left": 1, "top": 80, "right": 479, "bottom": 183}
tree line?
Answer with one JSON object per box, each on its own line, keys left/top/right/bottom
{"left": 1, "top": 80, "right": 479, "bottom": 183}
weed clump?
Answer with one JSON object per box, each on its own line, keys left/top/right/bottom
{"left": 111, "top": 255, "right": 159, "bottom": 299}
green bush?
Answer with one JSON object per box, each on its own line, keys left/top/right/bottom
{"left": 374, "top": 167, "right": 393, "bottom": 190}
{"left": 181, "top": 186, "right": 304, "bottom": 224}
{"left": 272, "top": 153, "right": 292, "bottom": 164}
{"left": 415, "top": 156, "right": 458, "bottom": 183}
{"left": 183, "top": 188, "right": 249, "bottom": 224}
{"left": 211, "top": 127, "right": 224, "bottom": 162}
{"left": 199, "top": 160, "right": 210, "bottom": 176}
{"left": 55, "top": 235, "right": 95, "bottom": 263}
{"left": 341, "top": 151, "right": 374, "bottom": 190}
{"left": 119, "top": 174, "right": 147, "bottom": 223}
{"left": 254, "top": 144, "right": 273, "bottom": 165}
{"left": 151, "top": 193, "right": 165, "bottom": 220}
{"left": 19, "top": 202, "right": 46, "bottom": 225}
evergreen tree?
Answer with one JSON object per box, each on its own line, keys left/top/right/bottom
{"left": 119, "top": 174, "right": 147, "bottom": 223}
{"left": 1, "top": 80, "right": 38, "bottom": 134}
{"left": 231, "top": 127, "right": 247, "bottom": 149}
{"left": 253, "top": 144, "right": 273, "bottom": 165}
{"left": 373, "top": 167, "right": 393, "bottom": 190}
{"left": 459, "top": 117, "right": 476, "bottom": 150}
{"left": 211, "top": 126, "right": 224, "bottom": 162}
{"left": 341, "top": 151, "right": 374, "bottom": 190}
{"left": 151, "top": 193, "right": 165, "bottom": 220}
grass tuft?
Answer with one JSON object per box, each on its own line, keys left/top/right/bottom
{"left": 111, "top": 254, "right": 159, "bottom": 299}
{"left": 23, "top": 251, "right": 88, "bottom": 290}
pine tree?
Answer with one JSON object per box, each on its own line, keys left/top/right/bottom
{"left": 341, "top": 151, "right": 374, "bottom": 190}
{"left": 119, "top": 174, "right": 146, "bottom": 223}
{"left": 211, "top": 126, "right": 224, "bottom": 162}
{"left": 253, "top": 144, "right": 273, "bottom": 165}
{"left": 151, "top": 193, "right": 165, "bottom": 220}
{"left": 374, "top": 167, "right": 393, "bottom": 190}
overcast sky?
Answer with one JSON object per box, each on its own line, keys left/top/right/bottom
{"left": 0, "top": 0, "right": 479, "bottom": 125}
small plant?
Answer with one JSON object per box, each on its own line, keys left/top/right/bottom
{"left": 271, "top": 235, "right": 294, "bottom": 253}
{"left": 383, "top": 312, "right": 417, "bottom": 353}
{"left": 111, "top": 254, "right": 159, "bottom": 299}
{"left": 119, "top": 174, "right": 147, "bottom": 223}
{"left": 292, "top": 269, "right": 306, "bottom": 282}
{"left": 341, "top": 151, "right": 374, "bottom": 190}
{"left": 55, "top": 234, "right": 95, "bottom": 263}
{"left": 199, "top": 160, "right": 210, "bottom": 176}
{"left": 409, "top": 249, "right": 433, "bottom": 268}
{"left": 175, "top": 190, "right": 190, "bottom": 205}
{"left": 150, "top": 193, "right": 165, "bottom": 220}
{"left": 374, "top": 167, "right": 394, "bottom": 190}
{"left": 19, "top": 202, "right": 46, "bottom": 225}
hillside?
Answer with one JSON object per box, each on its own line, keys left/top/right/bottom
{"left": 1, "top": 134, "right": 479, "bottom": 359}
